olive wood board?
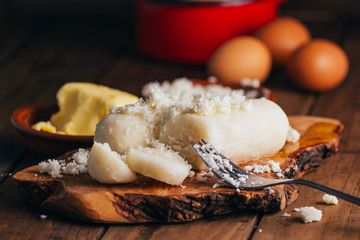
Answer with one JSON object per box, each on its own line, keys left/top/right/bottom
{"left": 13, "top": 115, "right": 343, "bottom": 223}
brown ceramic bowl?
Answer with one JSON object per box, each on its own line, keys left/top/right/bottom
{"left": 11, "top": 102, "right": 93, "bottom": 156}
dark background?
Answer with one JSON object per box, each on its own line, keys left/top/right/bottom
{"left": 1, "top": 0, "right": 359, "bottom": 21}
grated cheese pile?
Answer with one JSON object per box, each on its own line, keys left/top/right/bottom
{"left": 39, "top": 148, "right": 89, "bottom": 178}
{"left": 244, "top": 160, "right": 284, "bottom": 178}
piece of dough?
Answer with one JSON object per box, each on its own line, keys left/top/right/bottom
{"left": 94, "top": 113, "right": 153, "bottom": 155}
{"left": 88, "top": 142, "right": 137, "bottom": 184}
{"left": 159, "top": 98, "right": 289, "bottom": 169}
{"left": 127, "top": 145, "right": 191, "bottom": 186}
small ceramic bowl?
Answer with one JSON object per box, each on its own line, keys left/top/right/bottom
{"left": 11, "top": 102, "right": 93, "bottom": 156}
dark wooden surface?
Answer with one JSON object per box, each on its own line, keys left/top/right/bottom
{"left": 0, "top": 9, "right": 359, "bottom": 240}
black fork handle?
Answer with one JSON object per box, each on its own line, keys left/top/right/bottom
{"left": 290, "top": 179, "right": 360, "bottom": 206}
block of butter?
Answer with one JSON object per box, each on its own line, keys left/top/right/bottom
{"left": 33, "top": 82, "right": 139, "bottom": 136}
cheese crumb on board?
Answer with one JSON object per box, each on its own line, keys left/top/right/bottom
{"left": 244, "top": 160, "right": 284, "bottom": 177}
{"left": 282, "top": 213, "right": 291, "bottom": 217}
{"left": 265, "top": 187, "right": 275, "bottom": 194}
{"left": 39, "top": 160, "right": 63, "bottom": 178}
{"left": 300, "top": 207, "right": 322, "bottom": 223}
{"left": 72, "top": 148, "right": 89, "bottom": 165}
{"left": 38, "top": 148, "right": 89, "bottom": 178}
{"left": 323, "top": 194, "right": 339, "bottom": 205}
{"left": 287, "top": 126, "right": 300, "bottom": 143}
{"left": 196, "top": 170, "right": 215, "bottom": 182}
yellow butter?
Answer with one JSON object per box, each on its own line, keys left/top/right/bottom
{"left": 32, "top": 121, "right": 57, "bottom": 134}
{"left": 48, "top": 82, "right": 138, "bottom": 136}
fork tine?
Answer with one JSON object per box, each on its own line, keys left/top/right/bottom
{"left": 192, "top": 139, "right": 250, "bottom": 189}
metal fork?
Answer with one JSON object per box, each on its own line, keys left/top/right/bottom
{"left": 192, "top": 139, "right": 360, "bottom": 206}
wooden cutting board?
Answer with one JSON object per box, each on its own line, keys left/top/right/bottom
{"left": 13, "top": 116, "right": 343, "bottom": 223}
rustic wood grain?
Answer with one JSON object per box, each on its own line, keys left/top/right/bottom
{"left": 103, "top": 213, "right": 259, "bottom": 240}
{"left": 0, "top": 178, "right": 106, "bottom": 240}
{"left": 13, "top": 116, "right": 342, "bottom": 224}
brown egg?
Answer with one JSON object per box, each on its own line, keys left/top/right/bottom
{"left": 256, "top": 17, "right": 311, "bottom": 67}
{"left": 288, "top": 39, "right": 349, "bottom": 91}
{"left": 208, "top": 36, "right": 272, "bottom": 85}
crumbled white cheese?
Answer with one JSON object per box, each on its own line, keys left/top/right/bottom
{"left": 323, "top": 194, "right": 338, "bottom": 205}
{"left": 134, "top": 78, "right": 256, "bottom": 120}
{"left": 268, "top": 160, "right": 282, "bottom": 173}
{"left": 188, "top": 170, "right": 195, "bottom": 178}
{"left": 39, "top": 159, "right": 64, "bottom": 178}
{"left": 142, "top": 77, "right": 246, "bottom": 99}
{"left": 38, "top": 149, "right": 90, "bottom": 178}
{"left": 276, "top": 172, "right": 284, "bottom": 178}
{"left": 244, "top": 160, "right": 282, "bottom": 175}
{"left": 252, "top": 164, "right": 271, "bottom": 174}
{"left": 258, "top": 229, "right": 263, "bottom": 233}
{"left": 294, "top": 208, "right": 301, "bottom": 212}
{"left": 212, "top": 180, "right": 229, "bottom": 189}
{"left": 72, "top": 148, "right": 89, "bottom": 165}
{"left": 62, "top": 161, "right": 88, "bottom": 175}
{"left": 244, "top": 165, "right": 254, "bottom": 172}
{"left": 40, "top": 214, "right": 47, "bottom": 219}
{"left": 265, "top": 187, "right": 275, "bottom": 194}
{"left": 196, "top": 170, "right": 215, "bottom": 182}
{"left": 240, "top": 78, "right": 261, "bottom": 88}
{"left": 282, "top": 213, "right": 291, "bottom": 217}
{"left": 207, "top": 76, "right": 218, "bottom": 83}
{"left": 300, "top": 207, "right": 322, "bottom": 223}
{"left": 287, "top": 126, "right": 300, "bottom": 143}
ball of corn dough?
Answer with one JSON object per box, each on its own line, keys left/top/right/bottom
{"left": 94, "top": 113, "right": 153, "bottom": 154}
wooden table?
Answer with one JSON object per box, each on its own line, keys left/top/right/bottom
{"left": 0, "top": 15, "right": 359, "bottom": 240}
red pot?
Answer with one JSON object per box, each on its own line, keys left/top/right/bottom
{"left": 136, "top": 0, "right": 285, "bottom": 64}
